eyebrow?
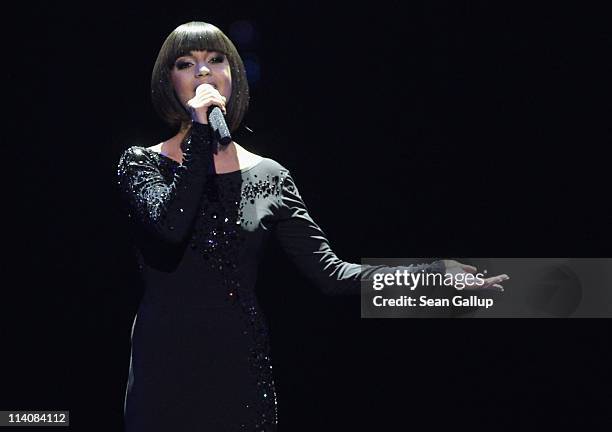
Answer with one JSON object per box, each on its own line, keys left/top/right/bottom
{"left": 176, "top": 50, "right": 223, "bottom": 59}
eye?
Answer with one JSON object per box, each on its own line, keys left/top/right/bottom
{"left": 210, "top": 55, "right": 226, "bottom": 64}
{"left": 175, "top": 60, "right": 193, "bottom": 70}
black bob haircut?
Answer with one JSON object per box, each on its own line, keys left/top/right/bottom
{"left": 151, "top": 21, "right": 250, "bottom": 133}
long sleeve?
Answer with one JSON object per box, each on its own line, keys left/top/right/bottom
{"left": 116, "top": 122, "right": 214, "bottom": 244}
{"left": 273, "top": 170, "right": 445, "bottom": 296}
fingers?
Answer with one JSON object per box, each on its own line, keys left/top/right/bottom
{"left": 442, "top": 260, "right": 510, "bottom": 293}
{"left": 489, "top": 274, "right": 509, "bottom": 284}
{"left": 458, "top": 273, "right": 509, "bottom": 291}
{"left": 479, "top": 274, "right": 509, "bottom": 291}
{"left": 459, "top": 264, "right": 477, "bottom": 273}
{"left": 479, "top": 281, "right": 505, "bottom": 292}
{"left": 195, "top": 83, "right": 214, "bottom": 96}
{"left": 194, "top": 84, "right": 226, "bottom": 103}
{"left": 187, "top": 95, "right": 227, "bottom": 114}
{"left": 189, "top": 84, "right": 228, "bottom": 114}
{"left": 187, "top": 94, "right": 226, "bottom": 108}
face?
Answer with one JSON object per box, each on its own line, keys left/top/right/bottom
{"left": 170, "top": 50, "right": 233, "bottom": 110}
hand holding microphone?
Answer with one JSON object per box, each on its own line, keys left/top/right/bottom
{"left": 187, "top": 84, "right": 232, "bottom": 146}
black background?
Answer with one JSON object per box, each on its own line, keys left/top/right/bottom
{"left": 3, "top": 1, "right": 612, "bottom": 430}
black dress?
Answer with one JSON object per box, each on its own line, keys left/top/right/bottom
{"left": 116, "top": 122, "right": 443, "bottom": 431}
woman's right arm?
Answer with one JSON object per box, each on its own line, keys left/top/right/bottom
{"left": 116, "top": 122, "right": 213, "bottom": 244}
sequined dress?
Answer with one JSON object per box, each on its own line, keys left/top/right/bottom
{"left": 117, "top": 122, "right": 443, "bottom": 432}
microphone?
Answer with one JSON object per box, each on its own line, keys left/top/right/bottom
{"left": 207, "top": 105, "right": 232, "bottom": 146}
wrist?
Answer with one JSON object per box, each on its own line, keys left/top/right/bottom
{"left": 189, "top": 105, "right": 209, "bottom": 124}
{"left": 180, "top": 121, "right": 213, "bottom": 155}
{"left": 190, "top": 121, "right": 213, "bottom": 140}
{"left": 192, "top": 116, "right": 209, "bottom": 125}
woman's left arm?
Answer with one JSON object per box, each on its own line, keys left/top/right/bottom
{"left": 272, "top": 170, "right": 445, "bottom": 296}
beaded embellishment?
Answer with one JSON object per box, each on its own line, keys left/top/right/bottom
{"left": 188, "top": 169, "right": 287, "bottom": 430}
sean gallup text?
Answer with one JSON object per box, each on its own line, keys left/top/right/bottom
{"left": 372, "top": 295, "right": 494, "bottom": 309}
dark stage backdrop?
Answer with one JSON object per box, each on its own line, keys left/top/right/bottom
{"left": 3, "top": 2, "right": 611, "bottom": 431}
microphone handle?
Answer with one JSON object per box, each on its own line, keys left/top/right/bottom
{"left": 207, "top": 106, "right": 232, "bottom": 146}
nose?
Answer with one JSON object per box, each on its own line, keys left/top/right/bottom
{"left": 196, "top": 64, "right": 210, "bottom": 77}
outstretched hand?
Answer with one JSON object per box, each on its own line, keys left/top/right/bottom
{"left": 443, "top": 260, "right": 509, "bottom": 292}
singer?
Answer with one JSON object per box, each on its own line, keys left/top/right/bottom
{"left": 116, "top": 21, "right": 508, "bottom": 432}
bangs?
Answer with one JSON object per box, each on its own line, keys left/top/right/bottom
{"left": 164, "top": 25, "right": 231, "bottom": 67}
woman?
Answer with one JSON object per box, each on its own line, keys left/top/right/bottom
{"left": 117, "top": 21, "right": 508, "bottom": 432}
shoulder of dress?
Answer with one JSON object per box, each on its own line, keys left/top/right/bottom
{"left": 116, "top": 146, "right": 162, "bottom": 183}
{"left": 250, "top": 159, "right": 301, "bottom": 200}
{"left": 120, "top": 145, "right": 151, "bottom": 158}
{"left": 118, "top": 146, "right": 157, "bottom": 166}
{"left": 253, "top": 157, "right": 292, "bottom": 177}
